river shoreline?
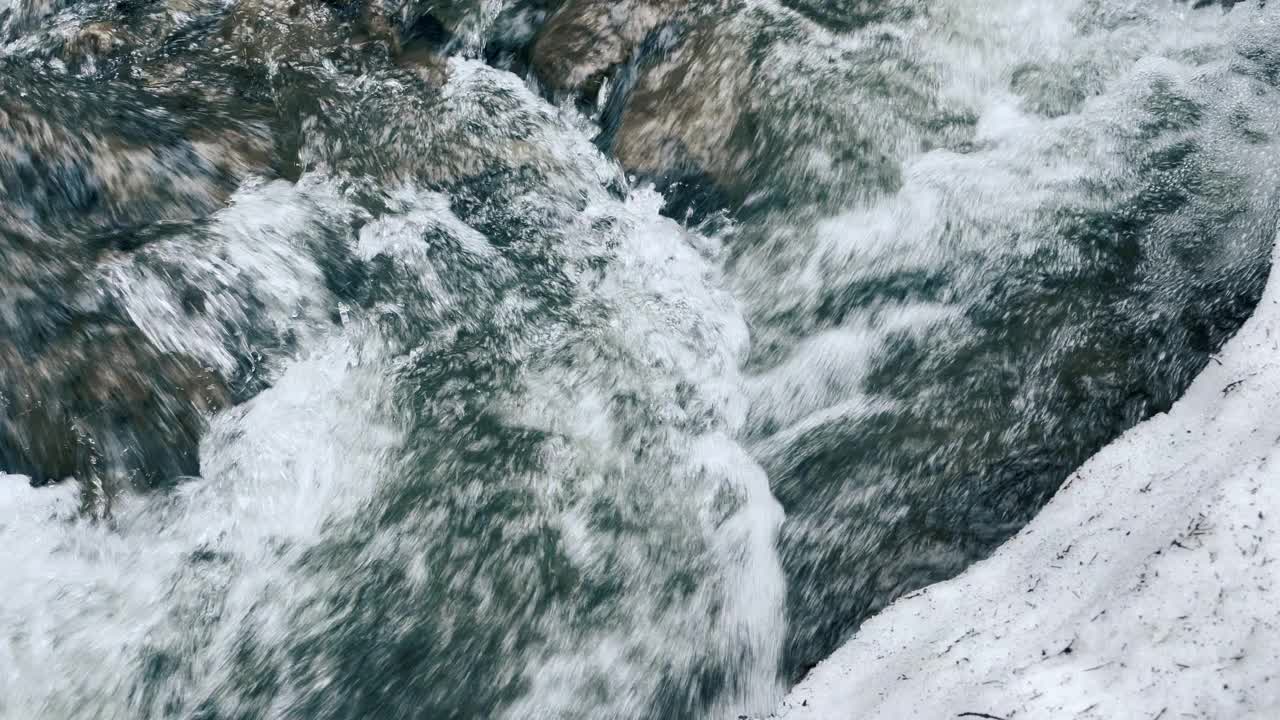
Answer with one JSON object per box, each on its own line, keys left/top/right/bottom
{"left": 773, "top": 228, "right": 1280, "bottom": 719}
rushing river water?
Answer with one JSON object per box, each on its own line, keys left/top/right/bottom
{"left": 1, "top": 0, "right": 1278, "bottom": 718}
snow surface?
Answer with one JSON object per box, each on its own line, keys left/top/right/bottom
{"left": 772, "top": 229, "right": 1280, "bottom": 720}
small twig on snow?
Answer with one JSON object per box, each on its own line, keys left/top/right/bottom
{"left": 1222, "top": 374, "right": 1258, "bottom": 395}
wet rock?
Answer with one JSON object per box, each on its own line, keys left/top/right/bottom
{"left": 605, "top": 7, "right": 964, "bottom": 218}
{"left": 0, "top": 211, "right": 225, "bottom": 504}
{"left": 67, "top": 21, "right": 121, "bottom": 57}
{"left": 0, "top": 179, "right": 351, "bottom": 505}
{"left": 0, "top": 66, "right": 271, "bottom": 229}
{"left": 607, "top": 18, "right": 751, "bottom": 208}
{"left": 0, "top": 322, "right": 229, "bottom": 500}
{"left": 0, "top": 0, "right": 450, "bottom": 507}
{"left": 0, "top": 62, "right": 323, "bottom": 504}
{"left": 530, "top": 0, "right": 685, "bottom": 97}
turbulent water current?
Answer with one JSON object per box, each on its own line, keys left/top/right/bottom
{"left": 1, "top": 0, "right": 1278, "bottom": 718}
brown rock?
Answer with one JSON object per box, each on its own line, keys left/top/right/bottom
{"left": 610, "top": 19, "right": 750, "bottom": 195}
{"left": 605, "top": 5, "right": 967, "bottom": 215}
{"left": 531, "top": 0, "right": 686, "bottom": 97}
{"left": 0, "top": 322, "right": 230, "bottom": 502}
{"left": 70, "top": 22, "right": 120, "bottom": 56}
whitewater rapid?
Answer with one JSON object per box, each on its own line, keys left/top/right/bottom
{"left": 2, "top": 0, "right": 1279, "bottom": 718}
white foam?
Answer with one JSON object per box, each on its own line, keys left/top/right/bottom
{"left": 737, "top": 0, "right": 1278, "bottom": 488}
{"left": 96, "top": 177, "right": 347, "bottom": 376}
{"left": 497, "top": 188, "right": 786, "bottom": 719}
{"left": 0, "top": 325, "right": 402, "bottom": 718}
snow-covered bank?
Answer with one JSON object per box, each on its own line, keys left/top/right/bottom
{"left": 774, "top": 227, "right": 1280, "bottom": 720}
